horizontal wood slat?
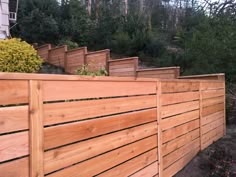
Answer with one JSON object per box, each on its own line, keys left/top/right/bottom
{"left": 162, "top": 119, "right": 200, "bottom": 143}
{"left": 161, "top": 101, "right": 199, "bottom": 118}
{"left": 44, "top": 122, "right": 157, "bottom": 174}
{"left": 202, "top": 103, "right": 224, "bottom": 117}
{"left": 163, "top": 147, "right": 200, "bottom": 177}
{"left": 0, "top": 80, "right": 28, "bottom": 105}
{"left": 161, "top": 110, "right": 199, "bottom": 131}
{"left": 161, "top": 82, "right": 199, "bottom": 93}
{"left": 202, "top": 89, "right": 225, "bottom": 99}
{"left": 98, "top": 149, "right": 158, "bottom": 177}
{"left": 163, "top": 138, "right": 200, "bottom": 169}
{"left": 47, "top": 135, "right": 157, "bottom": 177}
{"left": 130, "top": 161, "right": 159, "bottom": 177}
{"left": 201, "top": 82, "right": 224, "bottom": 90}
{"left": 44, "top": 95, "right": 156, "bottom": 125}
{"left": 0, "top": 157, "right": 29, "bottom": 177}
{"left": 162, "top": 129, "right": 200, "bottom": 156}
{"left": 43, "top": 81, "right": 156, "bottom": 101}
{"left": 202, "top": 111, "right": 224, "bottom": 126}
{"left": 44, "top": 108, "right": 156, "bottom": 149}
{"left": 0, "top": 105, "right": 28, "bottom": 134}
{"left": 202, "top": 96, "right": 224, "bottom": 107}
{"left": 0, "top": 132, "right": 29, "bottom": 162}
{"left": 161, "top": 91, "right": 199, "bottom": 106}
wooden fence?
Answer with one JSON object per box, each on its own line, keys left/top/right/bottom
{"left": 65, "top": 47, "right": 87, "bottom": 74}
{"left": 108, "top": 57, "right": 139, "bottom": 77}
{"left": 36, "top": 45, "right": 180, "bottom": 79}
{"left": 137, "top": 67, "right": 180, "bottom": 79}
{"left": 0, "top": 73, "right": 225, "bottom": 177}
{"left": 179, "top": 73, "right": 225, "bottom": 81}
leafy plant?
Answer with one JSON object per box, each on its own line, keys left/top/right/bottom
{"left": 76, "top": 65, "right": 108, "bottom": 76}
{"left": 0, "top": 38, "right": 42, "bottom": 73}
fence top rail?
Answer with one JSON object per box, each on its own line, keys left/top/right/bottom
{"left": 178, "top": 73, "right": 225, "bottom": 79}
{"left": 48, "top": 45, "right": 67, "bottom": 52}
{"left": 85, "top": 49, "right": 110, "bottom": 56}
{"left": 0, "top": 72, "right": 159, "bottom": 82}
{"left": 66, "top": 47, "right": 87, "bottom": 54}
{"left": 35, "top": 44, "right": 51, "bottom": 50}
{"left": 108, "top": 57, "right": 139, "bottom": 63}
{"left": 137, "top": 66, "right": 180, "bottom": 72}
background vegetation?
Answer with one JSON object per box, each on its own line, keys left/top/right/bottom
{"left": 11, "top": 0, "right": 236, "bottom": 83}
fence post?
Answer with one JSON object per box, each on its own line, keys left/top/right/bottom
{"left": 157, "top": 81, "right": 163, "bottom": 177}
{"left": 199, "top": 82, "right": 203, "bottom": 150}
{"left": 223, "top": 81, "right": 226, "bottom": 136}
{"left": 29, "top": 80, "right": 44, "bottom": 177}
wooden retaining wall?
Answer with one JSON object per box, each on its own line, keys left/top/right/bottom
{"left": 137, "top": 67, "right": 180, "bottom": 79}
{"left": 65, "top": 47, "right": 87, "bottom": 74}
{"left": 0, "top": 73, "right": 225, "bottom": 177}
{"left": 48, "top": 46, "right": 67, "bottom": 68}
{"left": 179, "top": 73, "right": 225, "bottom": 81}
{"left": 36, "top": 44, "right": 51, "bottom": 62}
{"left": 85, "top": 49, "right": 110, "bottom": 72}
{"left": 108, "top": 57, "right": 139, "bottom": 77}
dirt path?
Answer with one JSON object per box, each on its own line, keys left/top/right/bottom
{"left": 174, "top": 125, "right": 236, "bottom": 177}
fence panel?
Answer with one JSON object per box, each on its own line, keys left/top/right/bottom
{"left": 200, "top": 81, "right": 225, "bottom": 150}
{"left": 48, "top": 46, "right": 67, "bottom": 67}
{"left": 65, "top": 47, "right": 87, "bottom": 74}
{"left": 137, "top": 67, "right": 180, "bottom": 79}
{"left": 160, "top": 80, "right": 201, "bottom": 177}
{"left": 85, "top": 50, "right": 109, "bottom": 72}
{"left": 0, "top": 73, "right": 226, "bottom": 177}
{"left": 36, "top": 44, "right": 51, "bottom": 62}
{"left": 108, "top": 57, "right": 138, "bottom": 77}
{"left": 0, "top": 80, "right": 30, "bottom": 177}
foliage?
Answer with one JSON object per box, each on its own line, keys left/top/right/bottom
{"left": 76, "top": 65, "right": 108, "bottom": 76}
{"left": 0, "top": 38, "right": 42, "bottom": 73}
{"left": 12, "top": 0, "right": 60, "bottom": 44}
{"left": 58, "top": 39, "right": 79, "bottom": 50}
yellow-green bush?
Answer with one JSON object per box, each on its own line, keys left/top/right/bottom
{"left": 0, "top": 38, "right": 42, "bottom": 73}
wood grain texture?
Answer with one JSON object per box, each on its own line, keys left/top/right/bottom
{"left": 98, "top": 149, "right": 157, "bottom": 177}
{"left": 44, "top": 122, "right": 157, "bottom": 174}
{"left": 44, "top": 108, "right": 156, "bottom": 149}
{"left": 202, "top": 89, "right": 225, "bottom": 99}
{"left": 29, "top": 81, "right": 44, "bottom": 177}
{"left": 163, "top": 138, "right": 200, "bottom": 169}
{"left": 0, "top": 157, "right": 29, "bottom": 177}
{"left": 161, "top": 81, "right": 199, "bottom": 93}
{"left": 0, "top": 131, "right": 29, "bottom": 162}
{"left": 162, "top": 129, "right": 200, "bottom": 156}
{"left": 130, "top": 161, "right": 159, "bottom": 177}
{"left": 162, "top": 119, "right": 200, "bottom": 143}
{"left": 0, "top": 80, "right": 28, "bottom": 105}
{"left": 44, "top": 95, "right": 156, "bottom": 125}
{"left": 0, "top": 105, "right": 28, "bottom": 134}
{"left": 202, "top": 111, "right": 224, "bottom": 126}
{"left": 42, "top": 80, "right": 156, "bottom": 101}
{"left": 202, "top": 103, "right": 224, "bottom": 117}
{"left": 47, "top": 136, "right": 157, "bottom": 177}
{"left": 161, "top": 101, "right": 199, "bottom": 118}
{"left": 163, "top": 147, "right": 200, "bottom": 177}
{"left": 202, "top": 96, "right": 224, "bottom": 107}
{"left": 161, "top": 110, "right": 199, "bottom": 131}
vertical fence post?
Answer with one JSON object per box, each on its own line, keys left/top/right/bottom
{"left": 199, "top": 82, "right": 203, "bottom": 150}
{"left": 157, "top": 81, "right": 163, "bottom": 177}
{"left": 223, "top": 81, "right": 226, "bottom": 136}
{"left": 29, "top": 80, "right": 44, "bottom": 177}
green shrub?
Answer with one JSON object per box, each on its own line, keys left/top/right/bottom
{"left": 58, "top": 39, "right": 79, "bottom": 50}
{"left": 76, "top": 65, "right": 108, "bottom": 76}
{"left": 0, "top": 38, "right": 42, "bottom": 73}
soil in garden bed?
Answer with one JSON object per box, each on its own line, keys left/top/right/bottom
{"left": 174, "top": 124, "right": 236, "bottom": 177}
